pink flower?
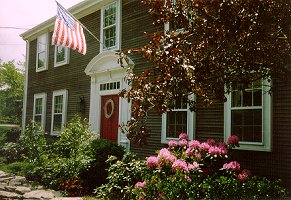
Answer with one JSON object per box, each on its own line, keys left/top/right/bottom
{"left": 185, "top": 148, "right": 194, "bottom": 156}
{"left": 223, "top": 161, "right": 241, "bottom": 171}
{"left": 189, "top": 140, "right": 200, "bottom": 149}
{"left": 208, "top": 146, "right": 228, "bottom": 155}
{"left": 172, "top": 159, "right": 188, "bottom": 171}
{"left": 179, "top": 133, "right": 188, "bottom": 140}
{"left": 188, "top": 161, "right": 199, "bottom": 171}
{"left": 168, "top": 140, "right": 177, "bottom": 147}
{"left": 218, "top": 142, "right": 227, "bottom": 148}
{"left": 194, "top": 152, "right": 201, "bottom": 159}
{"left": 135, "top": 181, "right": 146, "bottom": 188}
{"left": 206, "top": 138, "right": 216, "bottom": 146}
{"left": 199, "top": 142, "right": 210, "bottom": 151}
{"left": 146, "top": 156, "right": 158, "bottom": 168}
{"left": 237, "top": 169, "right": 251, "bottom": 182}
{"left": 227, "top": 135, "right": 239, "bottom": 147}
{"left": 157, "top": 148, "right": 177, "bottom": 164}
{"left": 179, "top": 139, "right": 188, "bottom": 147}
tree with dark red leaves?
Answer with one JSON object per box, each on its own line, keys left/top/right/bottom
{"left": 119, "top": 0, "right": 291, "bottom": 145}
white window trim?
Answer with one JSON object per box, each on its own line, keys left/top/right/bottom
{"left": 36, "top": 33, "right": 49, "bottom": 72}
{"left": 54, "top": 46, "right": 70, "bottom": 67}
{"left": 33, "top": 93, "right": 47, "bottom": 131}
{"left": 100, "top": 0, "right": 121, "bottom": 52}
{"left": 161, "top": 95, "right": 196, "bottom": 144}
{"left": 51, "top": 89, "right": 68, "bottom": 135}
{"left": 224, "top": 80, "right": 272, "bottom": 151}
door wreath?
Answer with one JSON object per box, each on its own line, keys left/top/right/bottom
{"left": 104, "top": 99, "right": 114, "bottom": 119}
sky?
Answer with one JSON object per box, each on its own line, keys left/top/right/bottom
{"left": 0, "top": 0, "right": 84, "bottom": 66}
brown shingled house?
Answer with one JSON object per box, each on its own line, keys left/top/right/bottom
{"left": 21, "top": 0, "right": 291, "bottom": 189}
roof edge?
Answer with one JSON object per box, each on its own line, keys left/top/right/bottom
{"left": 20, "top": 0, "right": 109, "bottom": 41}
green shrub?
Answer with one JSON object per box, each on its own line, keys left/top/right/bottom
{"left": 95, "top": 152, "right": 146, "bottom": 200}
{"left": 0, "top": 161, "right": 33, "bottom": 176}
{"left": 4, "top": 127, "right": 21, "bottom": 142}
{"left": 0, "top": 142, "right": 25, "bottom": 163}
{"left": 19, "top": 123, "right": 49, "bottom": 162}
{"left": 130, "top": 134, "right": 287, "bottom": 200}
{"left": 23, "top": 115, "right": 125, "bottom": 196}
{"left": 80, "top": 138, "right": 125, "bottom": 193}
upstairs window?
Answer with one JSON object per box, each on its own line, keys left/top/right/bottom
{"left": 51, "top": 89, "right": 68, "bottom": 135}
{"left": 36, "top": 33, "right": 49, "bottom": 72}
{"left": 162, "top": 95, "right": 195, "bottom": 143}
{"left": 33, "top": 93, "right": 47, "bottom": 130}
{"left": 224, "top": 80, "right": 272, "bottom": 151}
{"left": 101, "top": 1, "right": 120, "bottom": 50}
{"left": 164, "top": 0, "right": 185, "bottom": 34}
{"left": 54, "top": 46, "right": 69, "bottom": 67}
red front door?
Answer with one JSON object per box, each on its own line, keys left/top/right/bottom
{"left": 100, "top": 95, "right": 119, "bottom": 142}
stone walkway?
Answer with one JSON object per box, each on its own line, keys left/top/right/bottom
{"left": 0, "top": 170, "right": 82, "bottom": 200}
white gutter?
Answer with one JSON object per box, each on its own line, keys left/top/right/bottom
{"left": 22, "top": 40, "right": 29, "bottom": 134}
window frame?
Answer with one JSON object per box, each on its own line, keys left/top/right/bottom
{"left": 161, "top": 95, "right": 196, "bottom": 144}
{"left": 51, "top": 89, "right": 68, "bottom": 135}
{"left": 33, "top": 93, "right": 47, "bottom": 131}
{"left": 54, "top": 46, "right": 70, "bottom": 67}
{"left": 36, "top": 33, "right": 49, "bottom": 72}
{"left": 100, "top": 0, "right": 120, "bottom": 51}
{"left": 224, "top": 79, "right": 272, "bottom": 151}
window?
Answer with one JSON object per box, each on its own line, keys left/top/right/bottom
{"left": 51, "top": 90, "right": 68, "bottom": 135}
{"left": 33, "top": 93, "right": 47, "bottom": 130}
{"left": 36, "top": 33, "right": 49, "bottom": 72}
{"left": 224, "top": 80, "right": 272, "bottom": 151}
{"left": 101, "top": 1, "right": 120, "bottom": 51}
{"left": 100, "top": 81, "right": 120, "bottom": 91}
{"left": 54, "top": 46, "right": 69, "bottom": 67}
{"left": 164, "top": 0, "right": 185, "bottom": 34}
{"left": 161, "top": 96, "right": 195, "bottom": 143}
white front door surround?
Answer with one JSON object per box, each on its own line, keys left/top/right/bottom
{"left": 85, "top": 50, "right": 134, "bottom": 150}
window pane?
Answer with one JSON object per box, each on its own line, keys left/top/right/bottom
{"left": 54, "top": 95, "right": 63, "bottom": 113}
{"left": 38, "top": 52, "right": 46, "bottom": 68}
{"left": 53, "top": 114, "right": 62, "bottom": 132}
{"left": 38, "top": 35, "right": 47, "bottom": 52}
{"left": 35, "top": 98, "right": 43, "bottom": 114}
{"left": 231, "top": 109, "right": 262, "bottom": 143}
{"left": 166, "top": 111, "right": 187, "bottom": 138}
{"left": 242, "top": 90, "right": 252, "bottom": 106}
{"left": 56, "top": 46, "right": 65, "bottom": 63}
{"left": 104, "top": 4, "right": 116, "bottom": 27}
{"left": 174, "top": 98, "right": 187, "bottom": 109}
{"left": 104, "top": 26, "right": 116, "bottom": 48}
{"left": 253, "top": 88, "right": 262, "bottom": 106}
{"left": 231, "top": 91, "right": 241, "bottom": 107}
{"left": 34, "top": 115, "right": 42, "bottom": 126}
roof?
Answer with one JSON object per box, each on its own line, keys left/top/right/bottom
{"left": 20, "top": 0, "right": 113, "bottom": 41}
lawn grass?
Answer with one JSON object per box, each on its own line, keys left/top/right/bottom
{"left": 0, "top": 126, "right": 12, "bottom": 133}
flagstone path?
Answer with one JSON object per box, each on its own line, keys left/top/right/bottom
{"left": 0, "top": 170, "right": 83, "bottom": 200}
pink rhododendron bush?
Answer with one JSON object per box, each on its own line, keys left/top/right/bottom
{"left": 132, "top": 134, "right": 287, "bottom": 200}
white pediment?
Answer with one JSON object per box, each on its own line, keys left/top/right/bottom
{"left": 85, "top": 50, "right": 134, "bottom": 75}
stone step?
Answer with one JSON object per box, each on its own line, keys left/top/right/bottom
{"left": 0, "top": 170, "right": 83, "bottom": 199}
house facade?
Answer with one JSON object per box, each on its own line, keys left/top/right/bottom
{"left": 21, "top": 0, "right": 291, "bottom": 188}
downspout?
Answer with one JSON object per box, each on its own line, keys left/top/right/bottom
{"left": 22, "top": 40, "right": 29, "bottom": 134}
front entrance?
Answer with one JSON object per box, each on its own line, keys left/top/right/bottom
{"left": 100, "top": 95, "right": 119, "bottom": 142}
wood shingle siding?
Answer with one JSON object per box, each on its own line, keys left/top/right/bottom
{"left": 22, "top": 0, "right": 291, "bottom": 189}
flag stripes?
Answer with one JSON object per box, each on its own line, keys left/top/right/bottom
{"left": 52, "top": 2, "right": 86, "bottom": 55}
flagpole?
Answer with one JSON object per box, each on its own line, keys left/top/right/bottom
{"left": 55, "top": 1, "right": 107, "bottom": 49}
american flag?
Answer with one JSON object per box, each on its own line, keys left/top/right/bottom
{"left": 52, "top": 2, "right": 86, "bottom": 55}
